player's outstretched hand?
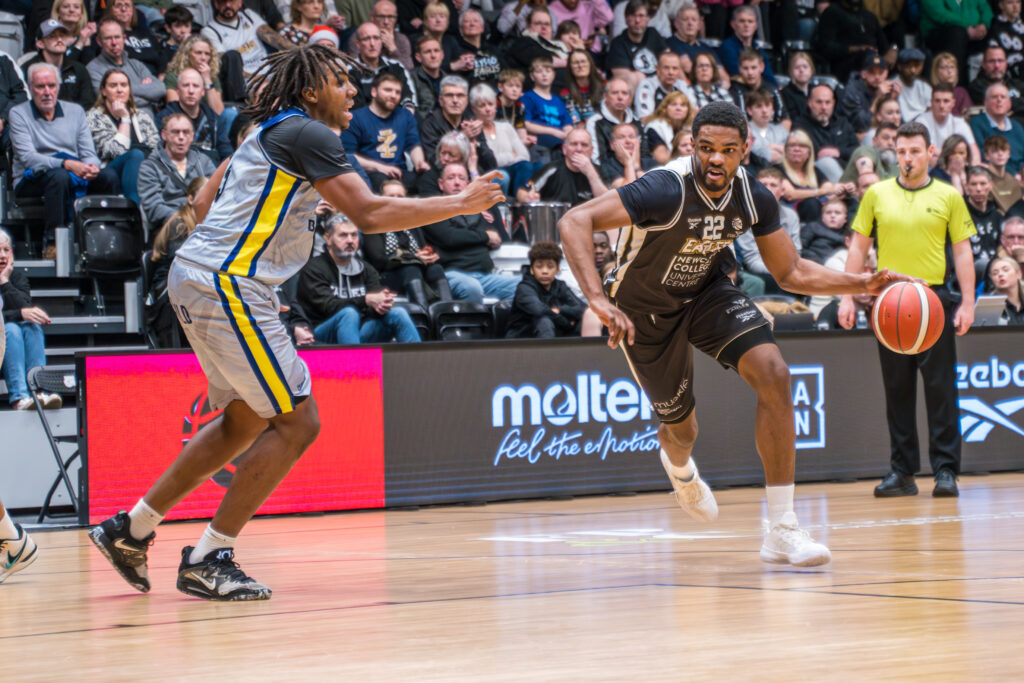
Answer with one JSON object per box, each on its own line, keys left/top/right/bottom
{"left": 591, "top": 298, "right": 634, "bottom": 349}
{"left": 862, "top": 268, "right": 924, "bottom": 296}
{"left": 459, "top": 170, "right": 506, "bottom": 214}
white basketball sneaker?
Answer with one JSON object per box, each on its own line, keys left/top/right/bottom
{"left": 760, "top": 512, "right": 832, "bottom": 567}
{"left": 0, "top": 523, "right": 39, "bottom": 583}
{"left": 660, "top": 451, "right": 718, "bottom": 522}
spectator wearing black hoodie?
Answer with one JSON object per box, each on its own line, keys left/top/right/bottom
{"left": 801, "top": 197, "right": 850, "bottom": 264}
{"left": 506, "top": 241, "right": 585, "bottom": 338}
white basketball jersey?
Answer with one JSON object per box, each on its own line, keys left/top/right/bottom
{"left": 176, "top": 110, "right": 325, "bottom": 286}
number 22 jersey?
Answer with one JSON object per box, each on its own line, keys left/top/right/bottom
{"left": 609, "top": 157, "right": 782, "bottom": 315}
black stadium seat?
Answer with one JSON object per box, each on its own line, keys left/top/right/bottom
{"left": 428, "top": 301, "right": 494, "bottom": 340}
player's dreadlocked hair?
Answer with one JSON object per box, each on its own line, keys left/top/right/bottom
{"left": 241, "top": 44, "right": 363, "bottom": 124}
{"left": 691, "top": 100, "right": 748, "bottom": 143}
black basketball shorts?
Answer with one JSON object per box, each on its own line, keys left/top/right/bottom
{"left": 617, "top": 278, "right": 775, "bottom": 424}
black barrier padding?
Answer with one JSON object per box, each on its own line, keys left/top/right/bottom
{"left": 382, "top": 331, "right": 1024, "bottom": 507}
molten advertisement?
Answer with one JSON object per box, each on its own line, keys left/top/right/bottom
{"left": 82, "top": 349, "right": 385, "bottom": 524}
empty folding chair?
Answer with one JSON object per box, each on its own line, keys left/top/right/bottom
{"left": 27, "top": 365, "right": 80, "bottom": 522}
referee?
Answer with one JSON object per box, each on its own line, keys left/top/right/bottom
{"left": 840, "top": 121, "right": 976, "bottom": 498}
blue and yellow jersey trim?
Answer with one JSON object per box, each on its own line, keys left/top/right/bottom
{"left": 220, "top": 108, "right": 310, "bottom": 278}
{"left": 220, "top": 167, "right": 302, "bottom": 277}
{"left": 214, "top": 272, "right": 295, "bottom": 414}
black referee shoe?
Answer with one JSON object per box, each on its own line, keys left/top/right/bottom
{"left": 176, "top": 546, "right": 272, "bottom": 601}
{"left": 88, "top": 511, "right": 154, "bottom": 593}
{"left": 874, "top": 471, "right": 919, "bottom": 497}
{"left": 933, "top": 469, "right": 960, "bottom": 497}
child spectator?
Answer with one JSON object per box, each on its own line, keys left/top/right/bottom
{"left": 506, "top": 241, "right": 585, "bottom": 338}
{"left": 158, "top": 5, "right": 195, "bottom": 66}
{"left": 521, "top": 55, "right": 574, "bottom": 155}
{"left": 983, "top": 135, "right": 1024, "bottom": 214}
{"left": 496, "top": 68, "right": 530, "bottom": 142}
{"left": 801, "top": 197, "right": 849, "bottom": 265}
{"left": 746, "top": 88, "right": 787, "bottom": 165}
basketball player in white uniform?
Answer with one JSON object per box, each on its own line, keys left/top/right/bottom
{"left": 89, "top": 45, "right": 504, "bottom": 601}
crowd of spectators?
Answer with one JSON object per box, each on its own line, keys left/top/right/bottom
{"left": 1, "top": 0, "right": 1024, "bottom": 389}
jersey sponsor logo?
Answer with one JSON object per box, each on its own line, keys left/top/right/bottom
{"left": 676, "top": 238, "right": 732, "bottom": 256}
{"left": 725, "top": 298, "right": 747, "bottom": 315}
{"left": 651, "top": 379, "right": 689, "bottom": 417}
{"left": 376, "top": 129, "right": 398, "bottom": 159}
{"left": 956, "top": 356, "right": 1024, "bottom": 443}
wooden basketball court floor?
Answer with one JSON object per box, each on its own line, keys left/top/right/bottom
{"left": 4, "top": 474, "right": 1024, "bottom": 681}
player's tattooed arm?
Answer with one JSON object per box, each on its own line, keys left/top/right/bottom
{"left": 258, "top": 24, "right": 298, "bottom": 52}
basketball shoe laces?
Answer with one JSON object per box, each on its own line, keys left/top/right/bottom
{"left": 765, "top": 513, "right": 814, "bottom": 550}
{"left": 208, "top": 550, "right": 254, "bottom": 584}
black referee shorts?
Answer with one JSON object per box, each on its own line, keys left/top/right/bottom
{"left": 617, "top": 279, "right": 775, "bottom": 424}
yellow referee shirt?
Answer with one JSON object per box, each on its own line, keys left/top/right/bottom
{"left": 851, "top": 178, "right": 976, "bottom": 285}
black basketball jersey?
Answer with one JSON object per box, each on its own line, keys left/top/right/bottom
{"left": 610, "top": 157, "right": 781, "bottom": 314}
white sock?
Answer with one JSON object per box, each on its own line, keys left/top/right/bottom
{"left": 664, "top": 449, "right": 696, "bottom": 482}
{"left": 128, "top": 499, "right": 164, "bottom": 541}
{"left": 766, "top": 484, "right": 795, "bottom": 526}
{"left": 0, "top": 510, "right": 17, "bottom": 539}
{"left": 190, "top": 524, "right": 236, "bottom": 564}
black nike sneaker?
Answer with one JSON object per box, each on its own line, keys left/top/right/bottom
{"left": 176, "top": 546, "right": 272, "bottom": 601}
{"left": 88, "top": 511, "right": 154, "bottom": 593}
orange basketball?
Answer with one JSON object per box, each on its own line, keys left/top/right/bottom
{"left": 871, "top": 282, "right": 945, "bottom": 354}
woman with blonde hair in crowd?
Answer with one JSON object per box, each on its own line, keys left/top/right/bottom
{"left": 989, "top": 256, "right": 1024, "bottom": 324}
{"left": 930, "top": 52, "right": 972, "bottom": 116}
{"left": 560, "top": 48, "right": 603, "bottom": 124}
{"left": 86, "top": 68, "right": 160, "bottom": 207}
{"left": 280, "top": 0, "right": 325, "bottom": 46}
{"left": 147, "top": 177, "right": 206, "bottom": 348}
{"left": 51, "top": 0, "right": 95, "bottom": 57}
{"left": 778, "top": 128, "right": 834, "bottom": 220}
{"left": 422, "top": 2, "right": 462, "bottom": 68}
{"left": 164, "top": 36, "right": 225, "bottom": 114}
{"left": 644, "top": 90, "right": 694, "bottom": 164}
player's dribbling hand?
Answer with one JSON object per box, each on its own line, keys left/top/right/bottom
{"left": 591, "top": 298, "right": 634, "bottom": 349}
{"left": 862, "top": 268, "right": 923, "bottom": 295}
{"left": 460, "top": 170, "right": 506, "bottom": 213}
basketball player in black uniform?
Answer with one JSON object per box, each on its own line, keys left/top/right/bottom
{"left": 560, "top": 102, "right": 912, "bottom": 566}
{"left": 88, "top": 46, "right": 504, "bottom": 600}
